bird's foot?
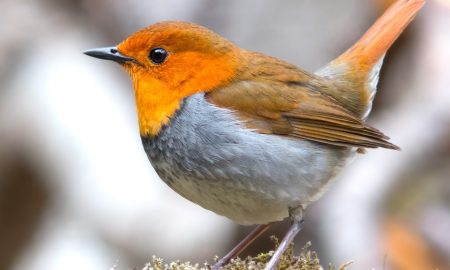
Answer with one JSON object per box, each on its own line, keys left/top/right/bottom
{"left": 264, "top": 206, "right": 304, "bottom": 270}
{"left": 211, "top": 223, "right": 271, "bottom": 270}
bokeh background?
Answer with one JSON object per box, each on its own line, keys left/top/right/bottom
{"left": 1, "top": 0, "right": 449, "bottom": 269}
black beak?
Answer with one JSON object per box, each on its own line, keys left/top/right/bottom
{"left": 84, "top": 46, "right": 135, "bottom": 63}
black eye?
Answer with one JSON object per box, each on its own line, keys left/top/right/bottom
{"left": 149, "top": 47, "right": 168, "bottom": 64}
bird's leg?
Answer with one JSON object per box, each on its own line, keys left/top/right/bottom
{"left": 265, "top": 206, "right": 304, "bottom": 270}
{"left": 212, "top": 223, "right": 271, "bottom": 270}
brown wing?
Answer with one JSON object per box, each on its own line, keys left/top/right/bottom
{"left": 205, "top": 76, "right": 399, "bottom": 150}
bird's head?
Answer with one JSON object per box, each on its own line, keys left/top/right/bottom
{"left": 85, "top": 21, "right": 243, "bottom": 137}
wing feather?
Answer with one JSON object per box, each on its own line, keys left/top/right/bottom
{"left": 205, "top": 55, "right": 399, "bottom": 150}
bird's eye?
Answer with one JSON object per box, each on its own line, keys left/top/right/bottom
{"left": 149, "top": 48, "right": 168, "bottom": 64}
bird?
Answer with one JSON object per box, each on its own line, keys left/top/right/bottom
{"left": 84, "top": 0, "right": 424, "bottom": 269}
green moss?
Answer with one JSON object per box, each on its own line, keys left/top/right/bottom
{"left": 139, "top": 238, "right": 351, "bottom": 270}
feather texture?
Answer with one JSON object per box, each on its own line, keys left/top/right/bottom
{"left": 206, "top": 52, "right": 399, "bottom": 150}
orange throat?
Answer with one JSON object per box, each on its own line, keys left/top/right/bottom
{"left": 132, "top": 77, "right": 182, "bottom": 137}
{"left": 124, "top": 49, "right": 241, "bottom": 137}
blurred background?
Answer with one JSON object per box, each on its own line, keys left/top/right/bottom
{"left": 0, "top": 0, "right": 449, "bottom": 269}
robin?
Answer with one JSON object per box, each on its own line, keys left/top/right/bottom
{"left": 84, "top": 0, "right": 424, "bottom": 269}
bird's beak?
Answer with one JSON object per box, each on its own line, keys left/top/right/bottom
{"left": 84, "top": 46, "right": 135, "bottom": 64}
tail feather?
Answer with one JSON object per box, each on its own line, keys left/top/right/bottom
{"left": 333, "top": 0, "right": 425, "bottom": 71}
{"left": 316, "top": 0, "right": 425, "bottom": 118}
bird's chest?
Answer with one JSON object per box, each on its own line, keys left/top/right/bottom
{"left": 142, "top": 134, "right": 269, "bottom": 226}
{"left": 140, "top": 94, "right": 352, "bottom": 224}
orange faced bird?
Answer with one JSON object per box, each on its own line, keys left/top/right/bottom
{"left": 84, "top": 0, "right": 424, "bottom": 269}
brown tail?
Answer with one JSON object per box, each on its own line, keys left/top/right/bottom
{"left": 333, "top": 0, "right": 425, "bottom": 72}
{"left": 317, "top": 0, "right": 425, "bottom": 118}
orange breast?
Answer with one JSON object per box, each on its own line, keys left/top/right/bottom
{"left": 127, "top": 52, "right": 240, "bottom": 137}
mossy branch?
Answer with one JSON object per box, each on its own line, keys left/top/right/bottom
{"left": 124, "top": 239, "right": 351, "bottom": 270}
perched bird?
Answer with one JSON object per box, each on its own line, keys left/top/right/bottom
{"left": 84, "top": 0, "right": 424, "bottom": 269}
